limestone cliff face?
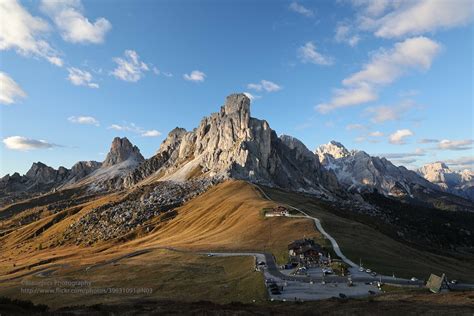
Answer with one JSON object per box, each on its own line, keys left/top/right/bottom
{"left": 125, "top": 94, "right": 338, "bottom": 194}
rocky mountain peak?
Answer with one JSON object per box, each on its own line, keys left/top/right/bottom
{"left": 25, "top": 162, "right": 54, "bottom": 179}
{"left": 221, "top": 93, "right": 250, "bottom": 116}
{"left": 102, "top": 137, "right": 144, "bottom": 168}
{"left": 315, "top": 140, "right": 350, "bottom": 161}
{"left": 23, "top": 161, "right": 69, "bottom": 185}
{"left": 158, "top": 127, "right": 187, "bottom": 154}
{"left": 417, "top": 161, "right": 474, "bottom": 200}
{"left": 419, "top": 162, "right": 449, "bottom": 173}
{"left": 123, "top": 93, "right": 338, "bottom": 195}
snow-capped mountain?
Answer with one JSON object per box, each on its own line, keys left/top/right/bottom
{"left": 417, "top": 162, "right": 474, "bottom": 200}
{"left": 315, "top": 141, "right": 438, "bottom": 197}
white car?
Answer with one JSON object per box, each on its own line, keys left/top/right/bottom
{"left": 410, "top": 277, "right": 418, "bottom": 282}
{"left": 359, "top": 267, "right": 364, "bottom": 272}
{"left": 366, "top": 269, "right": 372, "bottom": 273}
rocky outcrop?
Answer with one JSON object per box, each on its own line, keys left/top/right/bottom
{"left": 68, "top": 161, "right": 103, "bottom": 182}
{"left": 68, "top": 137, "right": 145, "bottom": 191}
{"left": 417, "top": 162, "right": 474, "bottom": 200}
{"left": 315, "top": 141, "right": 350, "bottom": 162}
{"left": 103, "top": 137, "right": 144, "bottom": 167}
{"left": 125, "top": 94, "right": 338, "bottom": 195}
{"left": 0, "top": 160, "right": 102, "bottom": 204}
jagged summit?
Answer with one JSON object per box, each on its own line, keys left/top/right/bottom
{"left": 315, "top": 141, "right": 350, "bottom": 161}
{"left": 315, "top": 140, "right": 436, "bottom": 197}
{"left": 124, "top": 93, "right": 338, "bottom": 195}
{"left": 0, "top": 160, "right": 102, "bottom": 201}
{"left": 103, "top": 137, "right": 144, "bottom": 167}
{"left": 418, "top": 162, "right": 450, "bottom": 177}
{"left": 417, "top": 162, "right": 474, "bottom": 200}
{"left": 221, "top": 93, "right": 250, "bottom": 116}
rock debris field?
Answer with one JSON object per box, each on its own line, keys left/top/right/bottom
{"left": 63, "top": 179, "right": 218, "bottom": 245}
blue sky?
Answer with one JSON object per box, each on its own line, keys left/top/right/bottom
{"left": 1, "top": 0, "right": 473, "bottom": 176}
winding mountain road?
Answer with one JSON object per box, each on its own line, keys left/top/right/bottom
{"left": 252, "top": 184, "right": 425, "bottom": 286}
{"left": 254, "top": 184, "right": 357, "bottom": 268}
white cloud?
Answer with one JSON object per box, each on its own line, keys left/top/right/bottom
{"left": 437, "top": 139, "right": 473, "bottom": 151}
{"left": 343, "top": 37, "right": 440, "bottom": 86}
{"left": 0, "top": 72, "right": 26, "bottom": 105}
{"left": 183, "top": 70, "right": 206, "bottom": 82}
{"left": 389, "top": 129, "right": 413, "bottom": 144}
{"left": 316, "top": 36, "right": 440, "bottom": 113}
{"left": 289, "top": 2, "right": 314, "bottom": 17}
{"left": 445, "top": 156, "right": 474, "bottom": 170}
{"left": 351, "top": 0, "right": 391, "bottom": 17}
{"left": 112, "top": 50, "right": 149, "bottom": 82}
{"left": 346, "top": 124, "right": 366, "bottom": 131}
{"left": 243, "top": 92, "right": 261, "bottom": 101}
{"left": 362, "top": 0, "right": 474, "bottom": 39}
{"left": 365, "top": 99, "right": 415, "bottom": 123}
{"left": 298, "top": 41, "right": 334, "bottom": 66}
{"left": 335, "top": 23, "right": 360, "bottom": 47}
{"left": 47, "top": 56, "right": 64, "bottom": 67}
{"left": 41, "top": 0, "right": 111, "bottom": 44}
{"left": 68, "top": 115, "right": 99, "bottom": 126}
{"left": 247, "top": 80, "right": 282, "bottom": 92}
{"left": 67, "top": 67, "right": 99, "bottom": 88}
{"left": 0, "top": 0, "right": 63, "bottom": 66}
{"left": 316, "top": 83, "right": 377, "bottom": 113}
{"left": 369, "top": 131, "right": 384, "bottom": 137}
{"left": 141, "top": 130, "right": 161, "bottom": 137}
{"left": 379, "top": 149, "right": 426, "bottom": 159}
{"left": 418, "top": 138, "right": 439, "bottom": 144}
{"left": 108, "top": 122, "right": 161, "bottom": 138}
{"left": 109, "top": 124, "right": 126, "bottom": 131}
{"left": 3, "top": 136, "right": 59, "bottom": 150}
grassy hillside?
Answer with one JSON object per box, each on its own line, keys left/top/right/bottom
{"left": 0, "top": 249, "right": 266, "bottom": 309}
{"left": 130, "top": 180, "right": 323, "bottom": 263}
{"left": 259, "top": 185, "right": 474, "bottom": 282}
{"left": 0, "top": 180, "right": 323, "bottom": 308}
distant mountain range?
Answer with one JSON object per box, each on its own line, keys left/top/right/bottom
{"left": 1, "top": 94, "right": 472, "bottom": 211}
{"left": 417, "top": 162, "right": 473, "bottom": 201}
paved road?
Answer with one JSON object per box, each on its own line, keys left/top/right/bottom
{"left": 253, "top": 184, "right": 426, "bottom": 287}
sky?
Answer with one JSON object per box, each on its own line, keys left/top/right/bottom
{"left": 1, "top": 0, "right": 473, "bottom": 176}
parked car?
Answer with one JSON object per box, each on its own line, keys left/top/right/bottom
{"left": 207, "top": 254, "right": 214, "bottom": 257}
{"left": 359, "top": 267, "right": 364, "bottom": 272}
{"left": 410, "top": 277, "right": 418, "bottom": 282}
{"left": 450, "top": 280, "right": 458, "bottom": 284}
{"left": 366, "top": 269, "right": 372, "bottom": 273}
{"left": 339, "top": 293, "right": 347, "bottom": 299}
{"left": 371, "top": 272, "right": 377, "bottom": 277}
{"left": 322, "top": 268, "right": 333, "bottom": 275}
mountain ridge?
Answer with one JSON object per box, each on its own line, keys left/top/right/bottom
{"left": 1, "top": 94, "right": 472, "bottom": 210}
